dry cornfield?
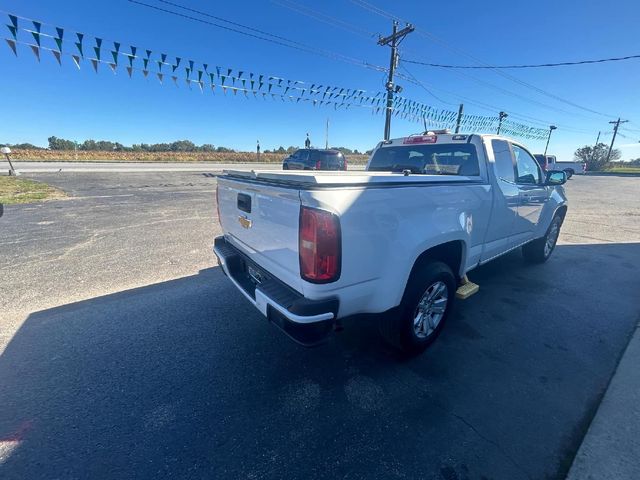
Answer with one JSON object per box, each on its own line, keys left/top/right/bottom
{"left": 10, "top": 149, "right": 370, "bottom": 164}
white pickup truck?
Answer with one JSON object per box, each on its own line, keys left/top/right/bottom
{"left": 534, "top": 154, "right": 586, "bottom": 178}
{"left": 213, "top": 133, "right": 568, "bottom": 353}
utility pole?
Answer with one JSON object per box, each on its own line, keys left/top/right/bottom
{"left": 607, "top": 118, "right": 628, "bottom": 162}
{"left": 325, "top": 118, "right": 329, "bottom": 149}
{"left": 454, "top": 104, "right": 464, "bottom": 133}
{"left": 496, "top": 111, "right": 508, "bottom": 135}
{"left": 543, "top": 125, "right": 557, "bottom": 156}
{"left": 378, "top": 21, "right": 414, "bottom": 141}
{"left": 590, "top": 131, "right": 601, "bottom": 165}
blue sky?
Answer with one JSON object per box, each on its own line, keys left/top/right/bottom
{"left": 1, "top": 0, "right": 639, "bottom": 159}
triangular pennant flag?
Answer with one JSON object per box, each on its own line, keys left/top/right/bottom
{"left": 197, "top": 70, "right": 203, "bottom": 82}
{"left": 188, "top": 59, "right": 194, "bottom": 71}
{"left": 8, "top": 14, "right": 17, "bottom": 28}
{"left": 51, "top": 49, "right": 62, "bottom": 65}
{"left": 185, "top": 79, "right": 192, "bottom": 89}
{"left": 222, "top": 86, "right": 228, "bottom": 95}
{"left": 157, "top": 72, "right": 164, "bottom": 84}
{"left": 95, "top": 37, "right": 102, "bottom": 48}
{"left": 5, "top": 38, "right": 17, "bottom": 56}
{"left": 56, "top": 26, "right": 64, "bottom": 39}
{"left": 203, "top": 63, "right": 208, "bottom": 73}
{"left": 7, "top": 25, "right": 17, "bottom": 40}
{"left": 111, "top": 50, "right": 119, "bottom": 65}
{"left": 31, "top": 30, "right": 41, "bottom": 47}
{"left": 109, "top": 63, "right": 117, "bottom": 73}
{"left": 90, "top": 58, "right": 99, "bottom": 72}
{"left": 143, "top": 58, "right": 149, "bottom": 70}
{"left": 130, "top": 45, "right": 137, "bottom": 57}
{"left": 126, "top": 66, "right": 133, "bottom": 78}
{"left": 75, "top": 33, "right": 84, "bottom": 57}
{"left": 142, "top": 70, "right": 149, "bottom": 78}
{"left": 29, "top": 44, "right": 40, "bottom": 62}
{"left": 210, "top": 83, "right": 216, "bottom": 93}
{"left": 72, "top": 55, "right": 81, "bottom": 69}
{"left": 172, "top": 75, "right": 178, "bottom": 85}
{"left": 221, "top": 75, "right": 226, "bottom": 85}
{"left": 55, "top": 37, "right": 63, "bottom": 52}
{"left": 185, "top": 67, "right": 191, "bottom": 79}
{"left": 173, "top": 57, "right": 181, "bottom": 72}
{"left": 93, "top": 46, "right": 101, "bottom": 60}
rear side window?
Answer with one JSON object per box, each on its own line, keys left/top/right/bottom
{"left": 492, "top": 140, "right": 516, "bottom": 182}
{"left": 368, "top": 144, "right": 480, "bottom": 176}
{"left": 310, "top": 151, "right": 345, "bottom": 168}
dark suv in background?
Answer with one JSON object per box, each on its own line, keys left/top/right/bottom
{"left": 282, "top": 149, "right": 347, "bottom": 170}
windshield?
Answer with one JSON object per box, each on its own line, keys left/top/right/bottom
{"left": 368, "top": 144, "right": 480, "bottom": 175}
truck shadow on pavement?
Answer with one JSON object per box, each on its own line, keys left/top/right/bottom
{"left": 0, "top": 243, "right": 638, "bottom": 480}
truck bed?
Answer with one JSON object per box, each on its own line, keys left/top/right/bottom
{"left": 223, "top": 169, "right": 485, "bottom": 188}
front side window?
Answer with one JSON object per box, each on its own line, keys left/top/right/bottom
{"left": 368, "top": 144, "right": 480, "bottom": 176}
{"left": 512, "top": 144, "right": 541, "bottom": 184}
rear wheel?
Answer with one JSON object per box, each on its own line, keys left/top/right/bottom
{"left": 283, "top": 163, "right": 289, "bottom": 170}
{"left": 379, "top": 261, "right": 456, "bottom": 355}
{"left": 522, "top": 215, "right": 562, "bottom": 263}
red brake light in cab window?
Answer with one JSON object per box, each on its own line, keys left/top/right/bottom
{"left": 299, "top": 207, "right": 341, "bottom": 283}
{"left": 403, "top": 135, "right": 437, "bottom": 144}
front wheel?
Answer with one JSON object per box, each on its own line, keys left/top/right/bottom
{"left": 379, "top": 261, "right": 456, "bottom": 355}
{"left": 522, "top": 215, "right": 562, "bottom": 263}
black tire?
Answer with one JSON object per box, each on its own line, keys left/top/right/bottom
{"left": 379, "top": 261, "right": 456, "bottom": 355}
{"left": 522, "top": 215, "right": 563, "bottom": 264}
{"left": 564, "top": 169, "right": 574, "bottom": 179}
{"left": 283, "top": 163, "right": 289, "bottom": 170}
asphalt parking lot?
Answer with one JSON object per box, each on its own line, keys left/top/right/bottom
{"left": 1, "top": 173, "right": 639, "bottom": 479}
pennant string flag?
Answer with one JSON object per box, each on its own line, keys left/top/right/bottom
{"left": 2, "top": 11, "right": 553, "bottom": 141}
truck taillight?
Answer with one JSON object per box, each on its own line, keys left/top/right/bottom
{"left": 299, "top": 206, "right": 341, "bottom": 283}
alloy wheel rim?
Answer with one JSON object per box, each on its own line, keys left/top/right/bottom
{"left": 413, "top": 281, "right": 448, "bottom": 339}
{"left": 545, "top": 222, "right": 560, "bottom": 257}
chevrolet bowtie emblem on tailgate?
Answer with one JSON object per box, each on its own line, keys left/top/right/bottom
{"left": 238, "top": 215, "right": 252, "bottom": 229}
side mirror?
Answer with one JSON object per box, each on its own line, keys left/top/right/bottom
{"left": 0, "top": 147, "right": 11, "bottom": 155}
{"left": 545, "top": 170, "right": 566, "bottom": 186}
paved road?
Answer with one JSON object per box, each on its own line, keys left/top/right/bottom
{"left": 6, "top": 161, "right": 365, "bottom": 173}
{"left": 0, "top": 173, "right": 639, "bottom": 479}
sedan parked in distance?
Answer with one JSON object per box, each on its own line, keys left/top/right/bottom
{"left": 283, "top": 149, "right": 347, "bottom": 171}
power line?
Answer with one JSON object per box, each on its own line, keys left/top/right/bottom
{"left": 270, "top": 0, "right": 377, "bottom": 40}
{"left": 128, "top": 0, "right": 386, "bottom": 72}
{"left": 403, "top": 54, "right": 640, "bottom": 69}
{"left": 348, "top": 0, "right": 619, "bottom": 120}
{"left": 396, "top": 69, "right": 594, "bottom": 135}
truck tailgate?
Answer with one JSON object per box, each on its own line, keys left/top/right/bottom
{"left": 217, "top": 177, "right": 303, "bottom": 293}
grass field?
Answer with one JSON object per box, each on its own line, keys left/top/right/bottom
{"left": 10, "top": 149, "right": 371, "bottom": 164}
{"left": 0, "top": 176, "right": 66, "bottom": 204}
{"left": 604, "top": 165, "right": 640, "bottom": 174}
